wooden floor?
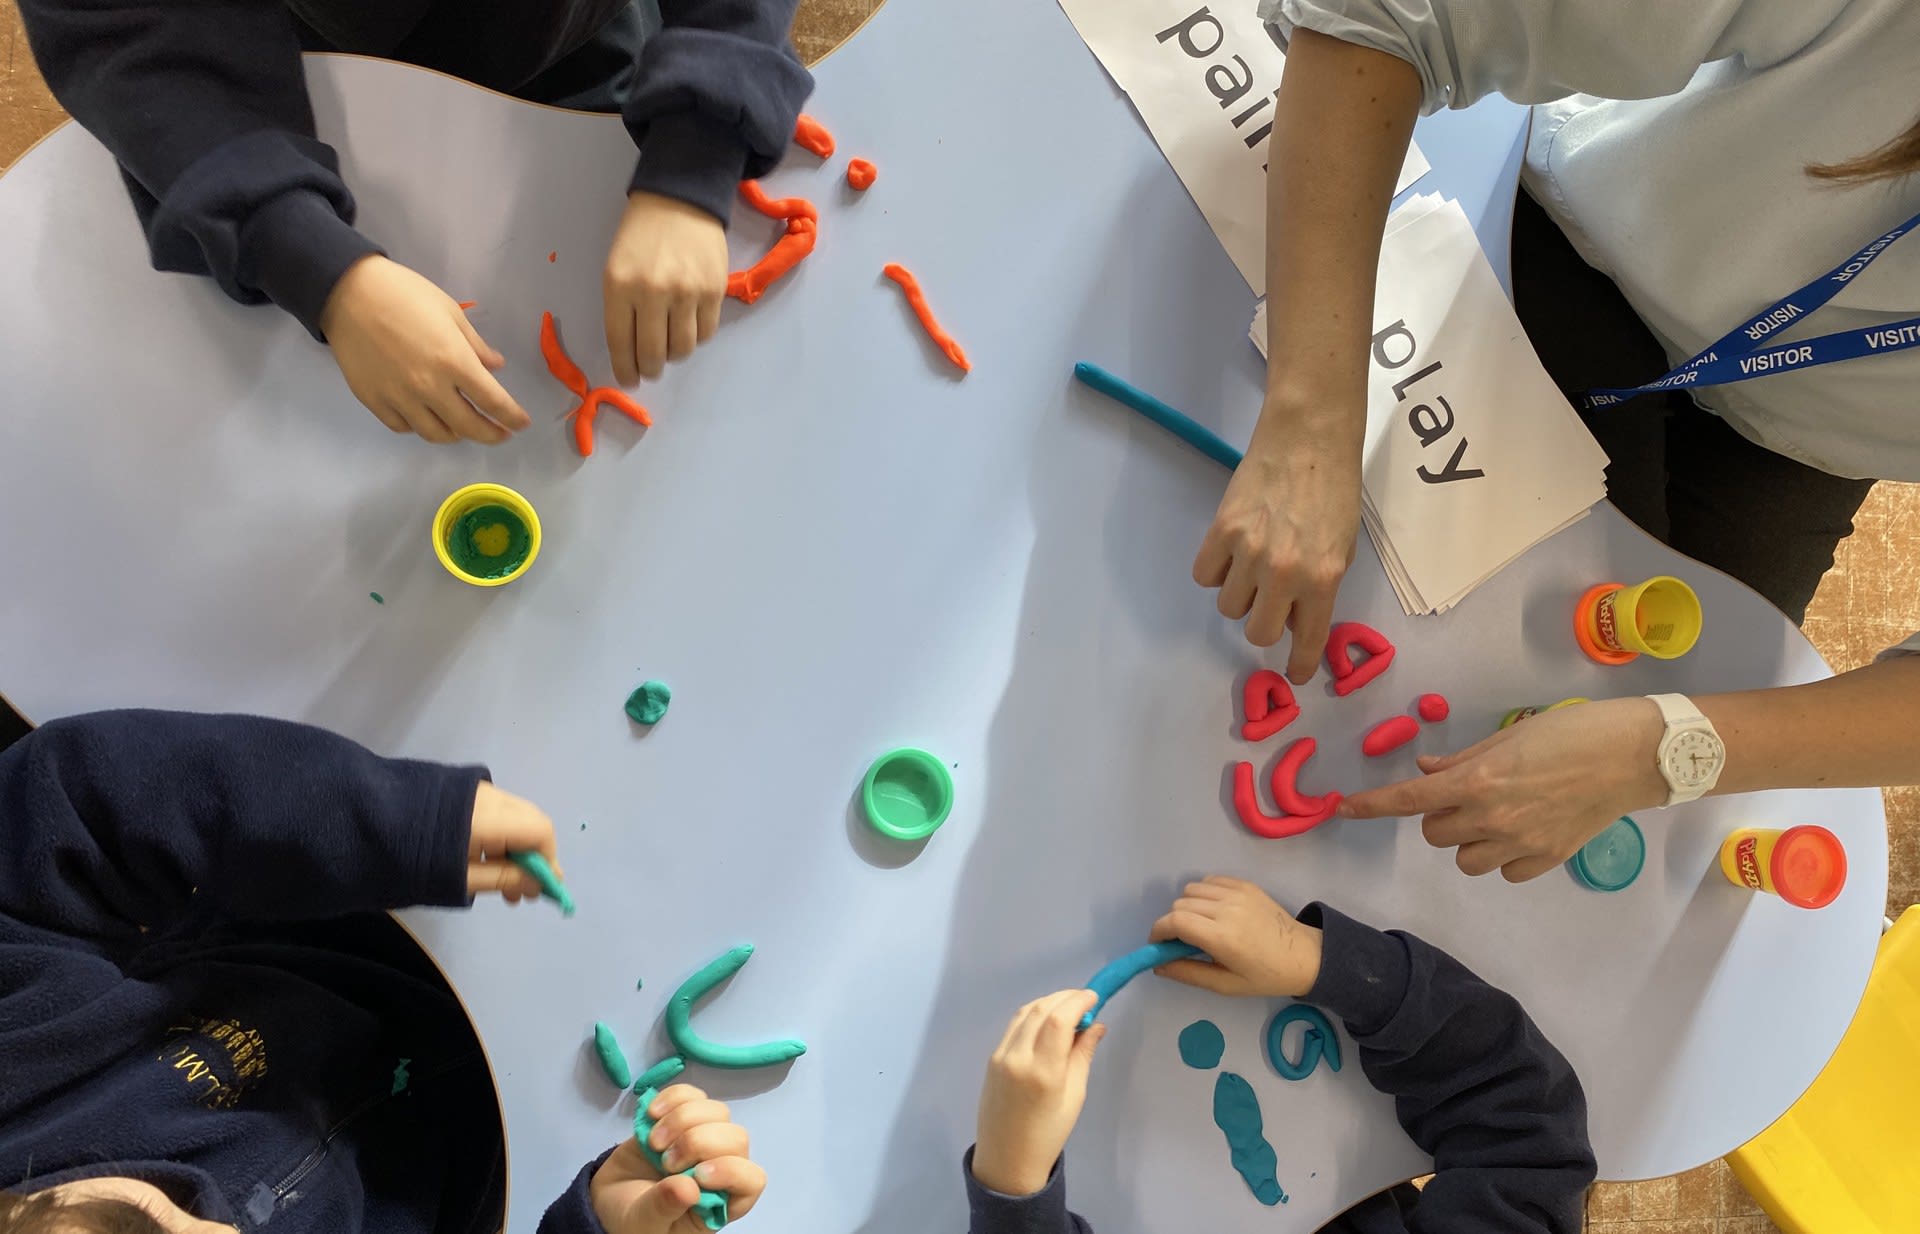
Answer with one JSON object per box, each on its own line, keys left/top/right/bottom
{"left": 3, "top": 3, "right": 1913, "bottom": 1229}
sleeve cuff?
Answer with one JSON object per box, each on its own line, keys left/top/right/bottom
{"left": 537, "top": 1149, "right": 617, "bottom": 1234}
{"left": 963, "top": 1148, "right": 1073, "bottom": 1234}
{"left": 413, "top": 766, "right": 489, "bottom": 909}
{"left": 629, "top": 112, "right": 751, "bottom": 227}
{"left": 239, "top": 189, "right": 384, "bottom": 340}
{"left": 1299, "top": 902, "right": 1415, "bottom": 1038}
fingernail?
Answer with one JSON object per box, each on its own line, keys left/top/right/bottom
{"left": 662, "top": 1150, "right": 679, "bottom": 1170}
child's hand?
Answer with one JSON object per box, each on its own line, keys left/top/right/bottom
{"left": 320, "top": 255, "right": 531, "bottom": 444}
{"left": 602, "top": 192, "right": 729, "bottom": 385}
{"left": 466, "top": 782, "right": 560, "bottom": 903}
{"left": 1149, "top": 876, "right": 1324, "bottom": 998}
{"left": 591, "top": 1086, "right": 766, "bottom": 1234}
{"left": 971, "top": 989, "right": 1106, "bottom": 1197}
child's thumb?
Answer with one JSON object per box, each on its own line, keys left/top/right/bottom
{"left": 633, "top": 1175, "right": 698, "bottom": 1233}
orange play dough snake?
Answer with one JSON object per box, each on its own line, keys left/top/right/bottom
{"left": 727, "top": 180, "right": 820, "bottom": 305}
{"left": 882, "top": 263, "right": 970, "bottom": 373}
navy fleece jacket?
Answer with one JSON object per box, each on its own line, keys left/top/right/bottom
{"left": 0, "top": 711, "right": 604, "bottom": 1234}
{"left": 964, "top": 905, "right": 1597, "bottom": 1234}
{"left": 16, "top": 0, "right": 812, "bottom": 337}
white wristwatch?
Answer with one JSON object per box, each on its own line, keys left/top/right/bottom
{"left": 1646, "top": 693, "right": 1726, "bottom": 806}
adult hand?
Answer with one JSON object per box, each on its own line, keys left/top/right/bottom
{"left": 1338, "top": 696, "right": 1670, "bottom": 881}
{"left": 972, "top": 989, "right": 1106, "bottom": 1197}
{"left": 591, "top": 1085, "right": 766, "bottom": 1234}
{"left": 320, "top": 255, "right": 530, "bottom": 443}
{"left": 603, "top": 191, "right": 729, "bottom": 385}
{"left": 466, "top": 782, "right": 560, "bottom": 902}
{"left": 1191, "top": 428, "right": 1361, "bottom": 680}
{"left": 1149, "top": 876, "right": 1323, "bottom": 998}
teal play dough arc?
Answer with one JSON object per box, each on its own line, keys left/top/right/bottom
{"left": 1078, "top": 941, "right": 1205, "bottom": 1029}
{"left": 665, "top": 944, "right": 809, "bottom": 1069}
{"left": 1264, "top": 1003, "right": 1341, "bottom": 1081}
{"left": 633, "top": 1084, "right": 730, "bottom": 1230}
{"left": 861, "top": 747, "right": 954, "bottom": 841}
{"left": 508, "top": 851, "right": 575, "bottom": 916}
{"left": 1177, "top": 1019, "right": 1226, "bottom": 1069}
{"left": 631, "top": 1054, "right": 686, "bottom": 1094}
{"left": 1212, "top": 1071, "right": 1287, "bottom": 1206}
{"left": 593, "top": 1022, "right": 632, "bottom": 1089}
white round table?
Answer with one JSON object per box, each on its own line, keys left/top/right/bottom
{"left": 0, "top": 3, "right": 1886, "bottom": 1229}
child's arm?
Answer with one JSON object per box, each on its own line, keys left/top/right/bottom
{"left": 602, "top": 0, "right": 814, "bottom": 385}
{"left": 1156, "top": 878, "right": 1595, "bottom": 1233}
{"left": 537, "top": 1085, "right": 767, "bottom": 1234}
{"left": 963, "top": 990, "right": 1102, "bottom": 1234}
{"left": 0, "top": 710, "right": 558, "bottom": 941}
{"left": 15, "top": 1, "right": 531, "bottom": 443}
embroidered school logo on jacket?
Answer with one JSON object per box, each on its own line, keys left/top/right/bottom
{"left": 156, "top": 1016, "right": 269, "bottom": 1109}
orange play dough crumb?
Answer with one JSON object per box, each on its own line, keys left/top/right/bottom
{"left": 846, "top": 159, "right": 877, "bottom": 191}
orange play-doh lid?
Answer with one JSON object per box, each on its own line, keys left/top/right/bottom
{"left": 1771, "top": 825, "right": 1848, "bottom": 909}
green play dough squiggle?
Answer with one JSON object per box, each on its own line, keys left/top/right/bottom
{"left": 665, "top": 944, "right": 808, "bottom": 1069}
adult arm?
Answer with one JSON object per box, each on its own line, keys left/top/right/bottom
{"left": 0, "top": 710, "right": 482, "bottom": 941}
{"left": 1193, "top": 28, "right": 1418, "bottom": 675}
{"left": 1341, "top": 652, "right": 1920, "bottom": 880}
{"left": 1304, "top": 903, "right": 1595, "bottom": 1233}
{"left": 16, "top": 0, "right": 379, "bottom": 336}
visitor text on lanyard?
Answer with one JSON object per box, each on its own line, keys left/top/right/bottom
{"left": 1580, "top": 209, "right": 1920, "bottom": 410}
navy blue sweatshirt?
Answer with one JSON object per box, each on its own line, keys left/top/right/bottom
{"left": 965, "top": 905, "right": 1597, "bottom": 1234}
{"left": 16, "top": 0, "right": 812, "bottom": 337}
{"left": 0, "top": 711, "right": 604, "bottom": 1234}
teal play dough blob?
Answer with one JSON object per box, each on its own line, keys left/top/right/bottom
{"left": 509, "top": 851, "right": 575, "bottom": 916}
{"left": 634, "top": 1084, "right": 730, "bottom": 1230}
{"left": 593, "top": 1022, "right": 632, "bottom": 1089}
{"left": 1213, "top": 1072, "right": 1288, "bottom": 1206}
{"left": 1265, "top": 1003, "right": 1342, "bottom": 1081}
{"left": 445, "top": 503, "right": 532, "bottom": 579}
{"left": 1078, "top": 940, "right": 1205, "bottom": 1029}
{"left": 1568, "top": 815, "right": 1646, "bottom": 892}
{"left": 625, "top": 680, "right": 672, "bottom": 726}
{"left": 1178, "top": 1019, "right": 1225, "bottom": 1069}
{"left": 631, "top": 1054, "right": 686, "bottom": 1094}
{"left": 665, "top": 944, "right": 808, "bottom": 1069}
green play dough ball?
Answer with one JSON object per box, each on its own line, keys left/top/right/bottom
{"left": 625, "top": 680, "right": 672, "bottom": 726}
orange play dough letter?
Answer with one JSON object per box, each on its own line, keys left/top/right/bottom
{"left": 727, "top": 181, "right": 820, "bottom": 305}
{"left": 882, "top": 263, "right": 970, "bottom": 374}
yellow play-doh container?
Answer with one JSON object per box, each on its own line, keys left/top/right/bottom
{"left": 1718, "top": 825, "right": 1848, "bottom": 910}
{"left": 1580, "top": 575, "right": 1702, "bottom": 661}
{"left": 432, "top": 483, "right": 541, "bottom": 587}
{"left": 1499, "top": 697, "right": 1591, "bottom": 730}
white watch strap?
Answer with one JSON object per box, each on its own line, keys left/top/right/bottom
{"left": 1647, "top": 692, "right": 1703, "bottom": 727}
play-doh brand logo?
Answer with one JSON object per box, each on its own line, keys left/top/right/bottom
{"left": 1735, "top": 837, "right": 1762, "bottom": 889}
{"left": 1595, "top": 600, "right": 1620, "bottom": 650}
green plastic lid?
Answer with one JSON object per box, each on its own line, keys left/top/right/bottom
{"left": 1568, "top": 816, "right": 1645, "bottom": 892}
{"left": 861, "top": 747, "right": 954, "bottom": 842}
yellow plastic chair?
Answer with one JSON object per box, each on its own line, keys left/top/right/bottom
{"left": 1726, "top": 906, "right": 1920, "bottom": 1232}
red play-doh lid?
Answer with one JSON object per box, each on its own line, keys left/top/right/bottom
{"left": 1771, "top": 825, "right": 1848, "bottom": 910}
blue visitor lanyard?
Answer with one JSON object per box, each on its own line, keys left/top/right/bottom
{"left": 1579, "top": 208, "right": 1920, "bottom": 410}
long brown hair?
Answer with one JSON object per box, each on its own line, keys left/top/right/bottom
{"left": 1809, "top": 114, "right": 1920, "bottom": 183}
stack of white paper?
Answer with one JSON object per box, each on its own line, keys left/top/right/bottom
{"left": 1251, "top": 195, "right": 1609, "bottom": 615}
{"left": 1055, "top": 0, "right": 1428, "bottom": 295}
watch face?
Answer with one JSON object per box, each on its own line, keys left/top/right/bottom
{"left": 1665, "top": 729, "right": 1724, "bottom": 789}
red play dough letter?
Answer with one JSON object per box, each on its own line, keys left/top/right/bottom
{"left": 1241, "top": 670, "right": 1301, "bottom": 742}
{"left": 1326, "top": 622, "right": 1395, "bottom": 697}
{"left": 1270, "top": 737, "right": 1339, "bottom": 816}
{"left": 1361, "top": 714, "right": 1420, "bottom": 757}
{"left": 1231, "top": 761, "right": 1339, "bottom": 840}
{"left": 1416, "top": 693, "right": 1450, "bottom": 723}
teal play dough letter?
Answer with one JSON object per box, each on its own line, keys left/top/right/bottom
{"left": 665, "top": 944, "right": 808, "bottom": 1069}
{"left": 593, "top": 1021, "right": 632, "bottom": 1089}
{"left": 1264, "top": 1003, "right": 1342, "bottom": 1081}
{"left": 1213, "top": 1072, "right": 1287, "bottom": 1206}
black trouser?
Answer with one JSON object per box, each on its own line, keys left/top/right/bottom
{"left": 1509, "top": 191, "right": 1875, "bottom": 623}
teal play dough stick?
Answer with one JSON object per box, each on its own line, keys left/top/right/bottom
{"left": 631, "top": 1054, "right": 686, "bottom": 1094}
{"left": 1213, "top": 1072, "right": 1288, "bottom": 1206}
{"left": 1264, "top": 1003, "right": 1342, "bottom": 1081}
{"left": 1078, "top": 941, "right": 1206, "bottom": 1029}
{"left": 1177, "top": 1019, "right": 1226, "bottom": 1069}
{"left": 508, "top": 851, "right": 574, "bottom": 916}
{"left": 665, "top": 944, "right": 808, "bottom": 1069}
{"left": 593, "top": 1022, "right": 632, "bottom": 1089}
{"left": 633, "top": 1084, "right": 730, "bottom": 1230}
